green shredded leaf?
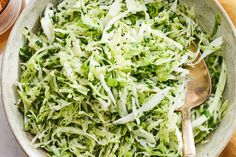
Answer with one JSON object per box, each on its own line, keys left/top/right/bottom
{"left": 210, "top": 14, "right": 221, "bottom": 38}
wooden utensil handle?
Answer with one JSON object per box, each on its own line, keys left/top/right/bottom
{"left": 182, "top": 109, "right": 196, "bottom": 157}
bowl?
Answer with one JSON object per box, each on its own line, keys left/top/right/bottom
{"left": 1, "top": 0, "right": 236, "bottom": 156}
{"left": 0, "top": 0, "right": 22, "bottom": 35}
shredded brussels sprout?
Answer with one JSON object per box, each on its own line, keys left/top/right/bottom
{"left": 17, "top": 0, "right": 227, "bottom": 156}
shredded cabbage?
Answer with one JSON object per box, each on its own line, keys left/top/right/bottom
{"left": 17, "top": 0, "right": 227, "bottom": 156}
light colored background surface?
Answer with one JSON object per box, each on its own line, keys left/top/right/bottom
{"left": 0, "top": 0, "right": 235, "bottom": 157}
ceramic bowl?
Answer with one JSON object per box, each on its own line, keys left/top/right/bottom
{"left": 1, "top": 0, "right": 236, "bottom": 156}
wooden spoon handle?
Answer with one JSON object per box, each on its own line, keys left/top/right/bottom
{"left": 182, "top": 109, "right": 196, "bottom": 157}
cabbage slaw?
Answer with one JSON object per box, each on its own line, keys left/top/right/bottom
{"left": 17, "top": 0, "right": 227, "bottom": 156}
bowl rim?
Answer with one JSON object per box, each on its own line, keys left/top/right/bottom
{"left": 1, "top": 0, "right": 39, "bottom": 156}
{"left": 1, "top": 0, "right": 236, "bottom": 157}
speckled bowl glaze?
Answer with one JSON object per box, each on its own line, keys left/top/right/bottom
{"left": 1, "top": 0, "right": 236, "bottom": 156}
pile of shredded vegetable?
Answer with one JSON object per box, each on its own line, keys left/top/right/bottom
{"left": 17, "top": 0, "right": 228, "bottom": 156}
